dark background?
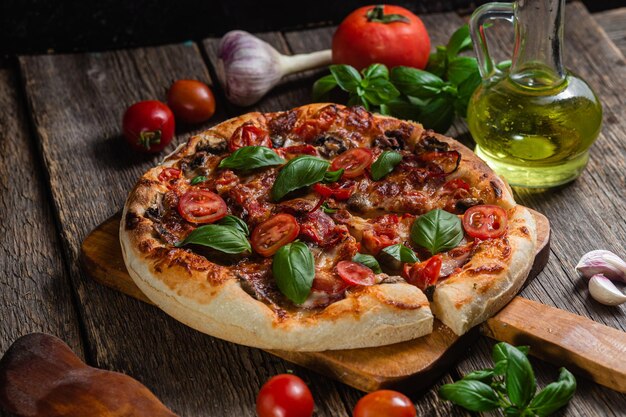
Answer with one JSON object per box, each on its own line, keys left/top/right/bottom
{"left": 1, "top": 0, "right": 623, "bottom": 57}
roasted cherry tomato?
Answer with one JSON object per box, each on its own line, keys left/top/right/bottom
{"left": 353, "top": 390, "right": 417, "bottom": 417}
{"left": 312, "top": 182, "right": 355, "bottom": 201}
{"left": 251, "top": 213, "right": 300, "bottom": 257}
{"left": 158, "top": 168, "right": 181, "bottom": 183}
{"left": 336, "top": 260, "right": 376, "bottom": 286}
{"left": 418, "top": 150, "right": 462, "bottom": 176}
{"left": 122, "top": 100, "right": 175, "bottom": 153}
{"left": 333, "top": 5, "right": 430, "bottom": 70}
{"left": 167, "top": 79, "right": 216, "bottom": 124}
{"left": 177, "top": 189, "right": 227, "bottom": 224}
{"left": 403, "top": 255, "right": 442, "bottom": 291}
{"left": 229, "top": 123, "right": 272, "bottom": 151}
{"left": 444, "top": 178, "right": 470, "bottom": 191}
{"left": 279, "top": 144, "right": 319, "bottom": 157}
{"left": 462, "top": 205, "right": 508, "bottom": 239}
{"left": 256, "top": 374, "right": 314, "bottom": 417}
{"left": 330, "top": 148, "right": 373, "bottom": 178}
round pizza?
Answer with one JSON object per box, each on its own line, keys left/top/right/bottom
{"left": 120, "top": 103, "right": 536, "bottom": 351}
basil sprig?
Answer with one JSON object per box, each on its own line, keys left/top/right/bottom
{"left": 352, "top": 253, "right": 382, "bottom": 274}
{"left": 217, "top": 215, "right": 249, "bottom": 236}
{"left": 411, "top": 209, "right": 463, "bottom": 254}
{"left": 176, "top": 224, "right": 251, "bottom": 254}
{"left": 190, "top": 175, "right": 208, "bottom": 185}
{"left": 273, "top": 242, "right": 315, "bottom": 304}
{"left": 381, "top": 244, "right": 419, "bottom": 264}
{"left": 440, "top": 342, "right": 576, "bottom": 416}
{"left": 219, "top": 146, "right": 285, "bottom": 171}
{"left": 323, "top": 168, "right": 344, "bottom": 183}
{"left": 271, "top": 155, "right": 330, "bottom": 201}
{"left": 370, "top": 151, "right": 402, "bottom": 181}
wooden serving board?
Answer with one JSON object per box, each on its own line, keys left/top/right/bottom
{"left": 80, "top": 209, "right": 626, "bottom": 394}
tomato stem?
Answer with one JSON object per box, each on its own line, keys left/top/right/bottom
{"left": 138, "top": 130, "right": 162, "bottom": 150}
{"left": 366, "top": 5, "right": 410, "bottom": 24}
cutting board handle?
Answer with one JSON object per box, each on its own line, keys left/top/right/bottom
{"left": 484, "top": 297, "right": 626, "bottom": 393}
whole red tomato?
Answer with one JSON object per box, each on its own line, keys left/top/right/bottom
{"left": 353, "top": 390, "right": 417, "bottom": 417}
{"left": 256, "top": 374, "right": 314, "bottom": 417}
{"left": 332, "top": 5, "right": 431, "bottom": 70}
{"left": 122, "top": 100, "right": 175, "bottom": 153}
{"left": 167, "top": 79, "right": 216, "bottom": 124}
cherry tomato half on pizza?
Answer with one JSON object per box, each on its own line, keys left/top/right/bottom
{"left": 353, "top": 390, "right": 417, "bottom": 417}
{"left": 122, "top": 100, "right": 175, "bottom": 153}
{"left": 462, "top": 205, "right": 508, "bottom": 239}
{"left": 177, "top": 190, "right": 228, "bottom": 224}
{"left": 251, "top": 214, "right": 300, "bottom": 257}
{"left": 256, "top": 374, "right": 314, "bottom": 417}
{"left": 403, "top": 255, "right": 442, "bottom": 291}
{"left": 229, "top": 123, "right": 272, "bottom": 151}
{"left": 330, "top": 148, "right": 373, "bottom": 178}
{"left": 336, "top": 261, "right": 376, "bottom": 286}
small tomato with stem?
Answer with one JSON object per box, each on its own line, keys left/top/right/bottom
{"left": 256, "top": 374, "right": 314, "bottom": 417}
{"left": 122, "top": 100, "right": 175, "bottom": 153}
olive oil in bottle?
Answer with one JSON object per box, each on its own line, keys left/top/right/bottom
{"left": 468, "top": 0, "right": 602, "bottom": 187}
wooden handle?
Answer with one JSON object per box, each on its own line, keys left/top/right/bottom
{"left": 0, "top": 333, "right": 179, "bottom": 417}
{"left": 483, "top": 297, "right": 626, "bottom": 393}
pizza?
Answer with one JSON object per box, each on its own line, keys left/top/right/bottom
{"left": 120, "top": 103, "right": 536, "bottom": 351}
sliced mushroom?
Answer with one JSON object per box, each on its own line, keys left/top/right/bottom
{"left": 314, "top": 136, "right": 347, "bottom": 158}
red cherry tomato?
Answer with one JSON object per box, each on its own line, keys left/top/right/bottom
{"left": 353, "top": 390, "right": 417, "bottom": 417}
{"left": 229, "top": 123, "right": 272, "bottom": 151}
{"left": 158, "top": 168, "right": 182, "bottom": 189}
{"left": 444, "top": 178, "right": 470, "bottom": 191}
{"left": 251, "top": 213, "right": 300, "bottom": 257}
{"left": 336, "top": 260, "right": 376, "bottom": 286}
{"left": 332, "top": 5, "right": 431, "bottom": 70}
{"left": 403, "top": 255, "right": 442, "bottom": 291}
{"left": 256, "top": 374, "right": 314, "bottom": 417}
{"left": 279, "top": 144, "right": 319, "bottom": 157}
{"left": 312, "top": 182, "right": 355, "bottom": 201}
{"left": 462, "top": 205, "right": 508, "bottom": 239}
{"left": 122, "top": 100, "right": 175, "bottom": 153}
{"left": 330, "top": 148, "right": 373, "bottom": 179}
{"left": 167, "top": 79, "right": 216, "bottom": 124}
{"left": 177, "top": 189, "right": 227, "bottom": 224}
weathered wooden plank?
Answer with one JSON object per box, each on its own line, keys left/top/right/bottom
{"left": 0, "top": 67, "right": 85, "bottom": 416}
{"left": 594, "top": 7, "right": 626, "bottom": 56}
{"left": 17, "top": 43, "right": 351, "bottom": 417}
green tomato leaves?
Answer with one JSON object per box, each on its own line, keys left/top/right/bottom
{"left": 370, "top": 151, "right": 402, "bottom": 180}
{"left": 219, "top": 146, "right": 285, "bottom": 171}
{"left": 411, "top": 209, "right": 464, "bottom": 254}
{"left": 176, "top": 224, "right": 251, "bottom": 254}
{"left": 271, "top": 156, "right": 330, "bottom": 201}
{"left": 272, "top": 242, "right": 315, "bottom": 305}
{"left": 439, "top": 342, "right": 577, "bottom": 416}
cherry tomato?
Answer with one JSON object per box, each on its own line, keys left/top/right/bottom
{"left": 462, "top": 205, "right": 508, "bottom": 239}
{"left": 158, "top": 168, "right": 182, "bottom": 189}
{"left": 332, "top": 5, "right": 430, "bottom": 70}
{"left": 279, "top": 144, "right": 319, "bottom": 157}
{"left": 353, "top": 390, "right": 417, "bottom": 417}
{"left": 229, "top": 123, "right": 272, "bottom": 151}
{"left": 330, "top": 148, "right": 373, "bottom": 178}
{"left": 312, "top": 182, "right": 355, "bottom": 201}
{"left": 167, "top": 79, "right": 216, "bottom": 124}
{"left": 256, "top": 374, "right": 314, "bottom": 417}
{"left": 122, "top": 100, "right": 175, "bottom": 153}
{"left": 177, "top": 189, "right": 227, "bottom": 224}
{"left": 336, "top": 260, "right": 376, "bottom": 286}
{"left": 403, "top": 255, "right": 442, "bottom": 291}
{"left": 444, "top": 178, "right": 470, "bottom": 191}
{"left": 251, "top": 213, "right": 300, "bottom": 257}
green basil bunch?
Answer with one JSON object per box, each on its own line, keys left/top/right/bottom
{"left": 440, "top": 342, "right": 576, "bottom": 416}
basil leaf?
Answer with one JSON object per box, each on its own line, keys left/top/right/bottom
{"left": 390, "top": 66, "right": 445, "bottom": 99}
{"left": 439, "top": 380, "right": 500, "bottom": 412}
{"left": 493, "top": 343, "right": 530, "bottom": 374}
{"left": 410, "top": 209, "right": 463, "bottom": 254}
{"left": 347, "top": 93, "right": 370, "bottom": 110}
{"left": 330, "top": 65, "right": 362, "bottom": 93}
{"left": 455, "top": 71, "right": 482, "bottom": 117}
{"left": 528, "top": 368, "right": 576, "bottom": 417}
{"left": 381, "top": 244, "right": 419, "bottom": 264}
{"left": 312, "top": 74, "right": 338, "bottom": 101}
{"left": 362, "top": 63, "right": 389, "bottom": 80}
{"left": 271, "top": 156, "right": 330, "bottom": 201}
{"left": 321, "top": 202, "right": 337, "bottom": 214}
{"left": 219, "top": 146, "right": 285, "bottom": 171}
{"left": 323, "top": 168, "right": 344, "bottom": 183}
{"left": 417, "top": 96, "right": 456, "bottom": 133}
{"left": 353, "top": 253, "right": 382, "bottom": 274}
{"left": 177, "top": 225, "right": 251, "bottom": 254}
{"left": 381, "top": 98, "right": 421, "bottom": 121}
{"left": 426, "top": 46, "right": 448, "bottom": 78}
{"left": 447, "top": 24, "right": 473, "bottom": 58}
{"left": 273, "top": 242, "right": 315, "bottom": 305}
{"left": 370, "top": 151, "right": 402, "bottom": 181}
{"left": 447, "top": 56, "right": 479, "bottom": 86}
{"left": 363, "top": 78, "right": 400, "bottom": 105}
{"left": 462, "top": 370, "right": 494, "bottom": 384}
{"left": 217, "top": 215, "right": 249, "bottom": 236}
{"left": 502, "top": 343, "right": 536, "bottom": 408}
{"left": 190, "top": 175, "right": 208, "bottom": 185}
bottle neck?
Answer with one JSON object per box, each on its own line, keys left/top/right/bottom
{"left": 510, "top": 0, "right": 565, "bottom": 88}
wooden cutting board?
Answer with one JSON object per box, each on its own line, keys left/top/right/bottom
{"left": 80, "top": 209, "right": 626, "bottom": 394}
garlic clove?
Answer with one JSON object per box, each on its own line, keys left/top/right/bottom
{"left": 588, "top": 274, "right": 626, "bottom": 306}
{"left": 575, "top": 250, "right": 626, "bottom": 282}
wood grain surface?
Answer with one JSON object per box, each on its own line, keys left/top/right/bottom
{"left": 594, "top": 7, "right": 626, "bottom": 55}
{"left": 1, "top": 2, "right": 624, "bottom": 416}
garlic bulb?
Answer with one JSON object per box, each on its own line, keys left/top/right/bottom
{"left": 216, "top": 31, "right": 332, "bottom": 106}
{"left": 576, "top": 250, "right": 626, "bottom": 282}
{"left": 588, "top": 274, "right": 626, "bottom": 306}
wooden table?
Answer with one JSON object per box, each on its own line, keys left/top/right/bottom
{"left": 1, "top": 2, "right": 624, "bottom": 416}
